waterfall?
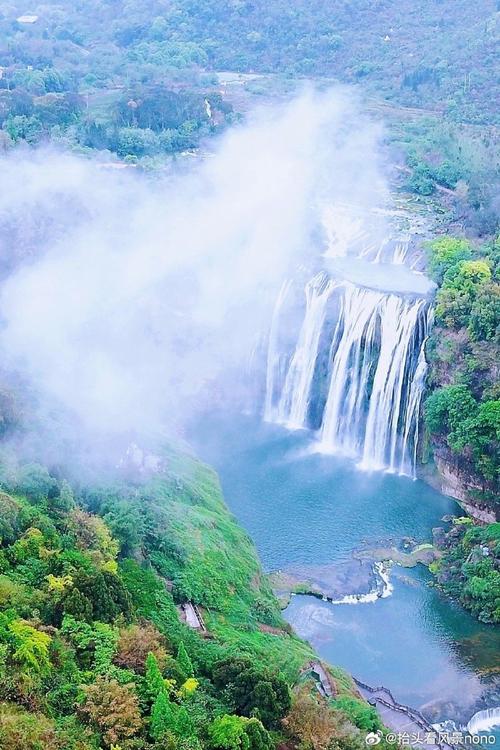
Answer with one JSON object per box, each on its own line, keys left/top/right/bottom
{"left": 319, "top": 284, "right": 381, "bottom": 458}
{"left": 358, "top": 294, "right": 427, "bottom": 473}
{"left": 467, "top": 707, "right": 500, "bottom": 735}
{"left": 317, "top": 285, "right": 428, "bottom": 474}
{"left": 266, "top": 276, "right": 431, "bottom": 474}
{"left": 276, "top": 273, "right": 336, "bottom": 428}
{"left": 263, "top": 201, "right": 434, "bottom": 475}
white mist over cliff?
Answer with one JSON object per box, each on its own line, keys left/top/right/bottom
{"left": 0, "top": 88, "right": 388, "bottom": 443}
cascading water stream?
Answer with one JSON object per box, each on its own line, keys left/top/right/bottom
{"left": 319, "top": 284, "right": 381, "bottom": 458}
{"left": 398, "top": 306, "right": 434, "bottom": 477}
{"left": 358, "top": 294, "right": 427, "bottom": 473}
{"left": 275, "top": 273, "right": 336, "bottom": 428}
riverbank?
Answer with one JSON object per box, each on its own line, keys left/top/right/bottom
{"left": 418, "top": 457, "right": 497, "bottom": 524}
{"left": 191, "top": 412, "right": 500, "bottom": 734}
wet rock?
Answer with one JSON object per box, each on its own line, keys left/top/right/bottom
{"left": 269, "top": 560, "right": 377, "bottom": 601}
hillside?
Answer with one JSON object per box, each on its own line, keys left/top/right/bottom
{"left": 0, "top": 443, "right": 386, "bottom": 749}
{"left": 423, "top": 235, "right": 500, "bottom": 512}
{"left": 421, "top": 236, "right": 500, "bottom": 624}
{"left": 0, "top": 0, "right": 499, "bottom": 163}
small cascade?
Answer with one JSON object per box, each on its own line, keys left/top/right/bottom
{"left": 392, "top": 238, "right": 410, "bottom": 265}
{"left": 467, "top": 707, "right": 500, "bottom": 735}
{"left": 276, "top": 273, "right": 336, "bottom": 428}
{"left": 398, "top": 307, "right": 433, "bottom": 477}
{"left": 328, "top": 561, "right": 393, "bottom": 604}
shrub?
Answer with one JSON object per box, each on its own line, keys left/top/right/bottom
{"left": 115, "top": 622, "right": 168, "bottom": 673}
{"left": 333, "top": 696, "right": 381, "bottom": 732}
{"left": 0, "top": 703, "right": 59, "bottom": 750}
{"left": 427, "top": 237, "right": 472, "bottom": 282}
{"left": 283, "top": 687, "right": 340, "bottom": 750}
{"left": 79, "top": 676, "right": 142, "bottom": 747}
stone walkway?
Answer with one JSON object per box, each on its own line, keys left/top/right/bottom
{"left": 354, "top": 679, "right": 453, "bottom": 750}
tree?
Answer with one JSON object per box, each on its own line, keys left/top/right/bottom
{"left": 212, "top": 657, "right": 291, "bottom": 729}
{"left": 175, "top": 705, "right": 194, "bottom": 738}
{"left": 436, "top": 260, "right": 492, "bottom": 329}
{"left": 79, "top": 677, "right": 142, "bottom": 747}
{"left": 243, "top": 718, "right": 273, "bottom": 750}
{"left": 0, "top": 493, "right": 21, "bottom": 545}
{"left": 8, "top": 619, "right": 52, "bottom": 676}
{"left": 150, "top": 688, "right": 176, "bottom": 740}
{"left": 17, "top": 464, "right": 58, "bottom": 504}
{"left": 208, "top": 715, "right": 250, "bottom": 750}
{"left": 469, "top": 282, "right": 500, "bottom": 341}
{"left": 34, "top": 93, "right": 82, "bottom": 126}
{"left": 115, "top": 126, "right": 159, "bottom": 157}
{"left": 4, "top": 115, "right": 43, "bottom": 145}
{"left": 72, "top": 570, "right": 131, "bottom": 623}
{"left": 50, "top": 480, "right": 75, "bottom": 514}
{"left": 427, "top": 237, "right": 472, "bottom": 282}
{"left": 283, "top": 687, "right": 340, "bottom": 750}
{"left": 68, "top": 509, "right": 119, "bottom": 560}
{"left": 103, "top": 501, "right": 146, "bottom": 556}
{"left": 61, "top": 588, "right": 93, "bottom": 623}
{"left": 144, "top": 651, "right": 166, "bottom": 703}
{"left": 470, "top": 400, "right": 500, "bottom": 481}
{"left": 177, "top": 641, "right": 194, "bottom": 679}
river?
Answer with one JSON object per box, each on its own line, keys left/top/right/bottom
{"left": 192, "top": 411, "right": 500, "bottom": 741}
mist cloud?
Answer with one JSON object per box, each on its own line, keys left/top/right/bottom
{"left": 0, "top": 88, "right": 388, "bottom": 443}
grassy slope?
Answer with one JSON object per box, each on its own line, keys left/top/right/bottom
{"left": 0, "top": 441, "right": 380, "bottom": 749}
{"left": 131, "top": 446, "right": 317, "bottom": 680}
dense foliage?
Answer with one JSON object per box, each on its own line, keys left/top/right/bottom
{"left": 432, "top": 520, "right": 500, "bottom": 623}
{"left": 424, "top": 236, "right": 499, "bottom": 622}
{"left": 0, "top": 447, "right": 376, "bottom": 750}
{"left": 424, "top": 235, "right": 500, "bottom": 505}
{"left": 0, "top": 0, "right": 499, "bottom": 163}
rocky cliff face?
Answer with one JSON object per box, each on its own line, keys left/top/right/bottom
{"left": 432, "top": 445, "right": 497, "bottom": 523}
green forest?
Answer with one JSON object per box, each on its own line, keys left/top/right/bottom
{"left": 423, "top": 235, "right": 499, "bottom": 621}
{"left": 0, "top": 1, "right": 498, "bottom": 231}
{"left": 0, "top": 448, "right": 385, "bottom": 749}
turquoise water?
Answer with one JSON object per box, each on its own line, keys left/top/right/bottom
{"left": 192, "top": 412, "right": 500, "bottom": 732}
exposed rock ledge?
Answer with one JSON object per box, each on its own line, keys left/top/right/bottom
{"left": 269, "top": 560, "right": 392, "bottom": 608}
{"left": 419, "top": 448, "right": 497, "bottom": 524}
